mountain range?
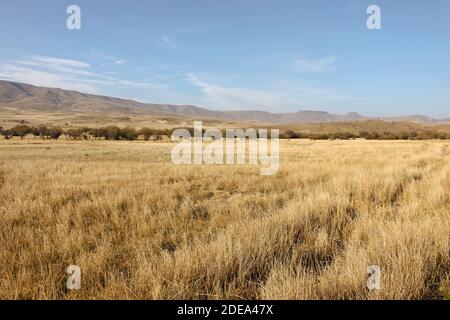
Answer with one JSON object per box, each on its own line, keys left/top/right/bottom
{"left": 0, "top": 80, "right": 449, "bottom": 125}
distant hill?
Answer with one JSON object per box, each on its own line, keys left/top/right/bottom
{"left": 0, "top": 80, "right": 449, "bottom": 125}
{"left": 0, "top": 80, "right": 205, "bottom": 116}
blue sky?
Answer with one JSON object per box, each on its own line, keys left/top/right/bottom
{"left": 0, "top": 0, "right": 449, "bottom": 117}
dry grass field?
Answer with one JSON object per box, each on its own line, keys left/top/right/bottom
{"left": 0, "top": 138, "right": 448, "bottom": 299}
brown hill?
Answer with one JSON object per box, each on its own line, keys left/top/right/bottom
{"left": 0, "top": 80, "right": 449, "bottom": 126}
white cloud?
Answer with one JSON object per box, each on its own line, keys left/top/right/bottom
{"left": 188, "top": 74, "right": 354, "bottom": 111}
{"left": 162, "top": 35, "right": 178, "bottom": 49}
{"left": 0, "top": 55, "right": 168, "bottom": 94}
{"left": 88, "top": 49, "right": 126, "bottom": 66}
{"left": 0, "top": 62, "right": 99, "bottom": 93}
{"left": 175, "top": 27, "right": 205, "bottom": 33}
{"left": 188, "top": 74, "right": 300, "bottom": 110}
{"left": 294, "top": 55, "right": 337, "bottom": 73}
{"left": 293, "top": 84, "right": 354, "bottom": 101}
{"left": 30, "top": 56, "right": 91, "bottom": 68}
{"left": 117, "top": 80, "right": 169, "bottom": 90}
{"left": 9, "top": 57, "right": 102, "bottom": 78}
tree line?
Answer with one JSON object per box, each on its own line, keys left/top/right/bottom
{"left": 0, "top": 125, "right": 171, "bottom": 141}
{"left": 1, "top": 124, "right": 449, "bottom": 141}
{"left": 280, "top": 130, "right": 450, "bottom": 140}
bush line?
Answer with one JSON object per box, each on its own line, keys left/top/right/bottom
{"left": 1, "top": 124, "right": 450, "bottom": 141}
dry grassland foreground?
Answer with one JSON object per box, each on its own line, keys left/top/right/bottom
{"left": 0, "top": 138, "right": 449, "bottom": 299}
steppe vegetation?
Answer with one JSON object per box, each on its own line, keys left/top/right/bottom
{"left": 1, "top": 123, "right": 450, "bottom": 141}
{"left": 0, "top": 138, "right": 448, "bottom": 299}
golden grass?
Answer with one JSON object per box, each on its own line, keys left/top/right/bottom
{"left": 0, "top": 139, "right": 448, "bottom": 299}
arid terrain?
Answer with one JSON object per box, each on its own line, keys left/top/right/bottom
{"left": 1, "top": 0, "right": 450, "bottom": 305}
{"left": 0, "top": 138, "right": 448, "bottom": 299}
{"left": 1, "top": 80, "right": 450, "bottom": 130}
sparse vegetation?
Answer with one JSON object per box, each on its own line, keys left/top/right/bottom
{"left": 1, "top": 123, "right": 450, "bottom": 141}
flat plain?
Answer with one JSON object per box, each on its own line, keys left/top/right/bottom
{"left": 0, "top": 138, "right": 448, "bottom": 299}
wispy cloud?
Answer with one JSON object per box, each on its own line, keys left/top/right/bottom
{"left": 293, "top": 84, "right": 354, "bottom": 101}
{"left": 0, "top": 55, "right": 167, "bottom": 93}
{"left": 188, "top": 74, "right": 300, "bottom": 110}
{"left": 9, "top": 55, "right": 102, "bottom": 78}
{"left": 29, "top": 56, "right": 91, "bottom": 68}
{"left": 174, "top": 27, "right": 207, "bottom": 34}
{"left": 188, "top": 74, "right": 354, "bottom": 111}
{"left": 162, "top": 35, "right": 178, "bottom": 49}
{"left": 117, "top": 80, "right": 168, "bottom": 90}
{"left": 0, "top": 62, "right": 100, "bottom": 93}
{"left": 294, "top": 55, "right": 337, "bottom": 73}
{"left": 88, "top": 49, "right": 126, "bottom": 66}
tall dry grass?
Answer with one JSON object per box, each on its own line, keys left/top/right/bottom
{"left": 0, "top": 139, "right": 448, "bottom": 299}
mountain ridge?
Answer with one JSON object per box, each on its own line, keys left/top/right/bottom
{"left": 1, "top": 80, "right": 449, "bottom": 125}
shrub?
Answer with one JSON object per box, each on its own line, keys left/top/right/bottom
{"left": 11, "top": 125, "right": 31, "bottom": 140}
{"left": 399, "top": 132, "right": 410, "bottom": 140}
{"left": 90, "top": 128, "right": 105, "bottom": 140}
{"left": 66, "top": 128, "right": 83, "bottom": 140}
{"left": 102, "top": 126, "right": 121, "bottom": 140}
{"left": 309, "top": 133, "right": 330, "bottom": 140}
{"left": 366, "top": 132, "right": 380, "bottom": 140}
{"left": 0, "top": 128, "right": 12, "bottom": 139}
{"left": 139, "top": 127, "right": 154, "bottom": 141}
{"left": 153, "top": 129, "right": 171, "bottom": 140}
{"left": 120, "top": 127, "right": 138, "bottom": 140}
{"left": 49, "top": 128, "right": 63, "bottom": 140}
{"left": 359, "top": 131, "right": 370, "bottom": 138}
{"left": 33, "top": 125, "right": 50, "bottom": 139}
{"left": 281, "top": 130, "right": 300, "bottom": 139}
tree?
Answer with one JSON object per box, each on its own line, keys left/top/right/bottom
{"left": 153, "top": 129, "right": 170, "bottom": 140}
{"left": 0, "top": 128, "right": 12, "bottom": 140}
{"left": 49, "top": 128, "right": 63, "bottom": 140}
{"left": 120, "top": 127, "right": 138, "bottom": 140}
{"left": 139, "top": 127, "right": 154, "bottom": 141}
{"left": 282, "top": 130, "right": 300, "bottom": 139}
{"left": 80, "top": 127, "right": 92, "bottom": 140}
{"left": 66, "top": 128, "right": 83, "bottom": 140}
{"left": 35, "top": 125, "right": 49, "bottom": 139}
{"left": 102, "top": 126, "right": 121, "bottom": 140}
{"left": 359, "top": 131, "right": 370, "bottom": 138}
{"left": 366, "top": 132, "right": 380, "bottom": 140}
{"left": 30, "top": 126, "right": 41, "bottom": 139}
{"left": 410, "top": 131, "right": 418, "bottom": 140}
{"left": 90, "top": 128, "right": 105, "bottom": 140}
{"left": 11, "top": 125, "right": 31, "bottom": 140}
{"left": 343, "top": 132, "right": 356, "bottom": 140}
{"left": 310, "top": 133, "right": 330, "bottom": 140}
